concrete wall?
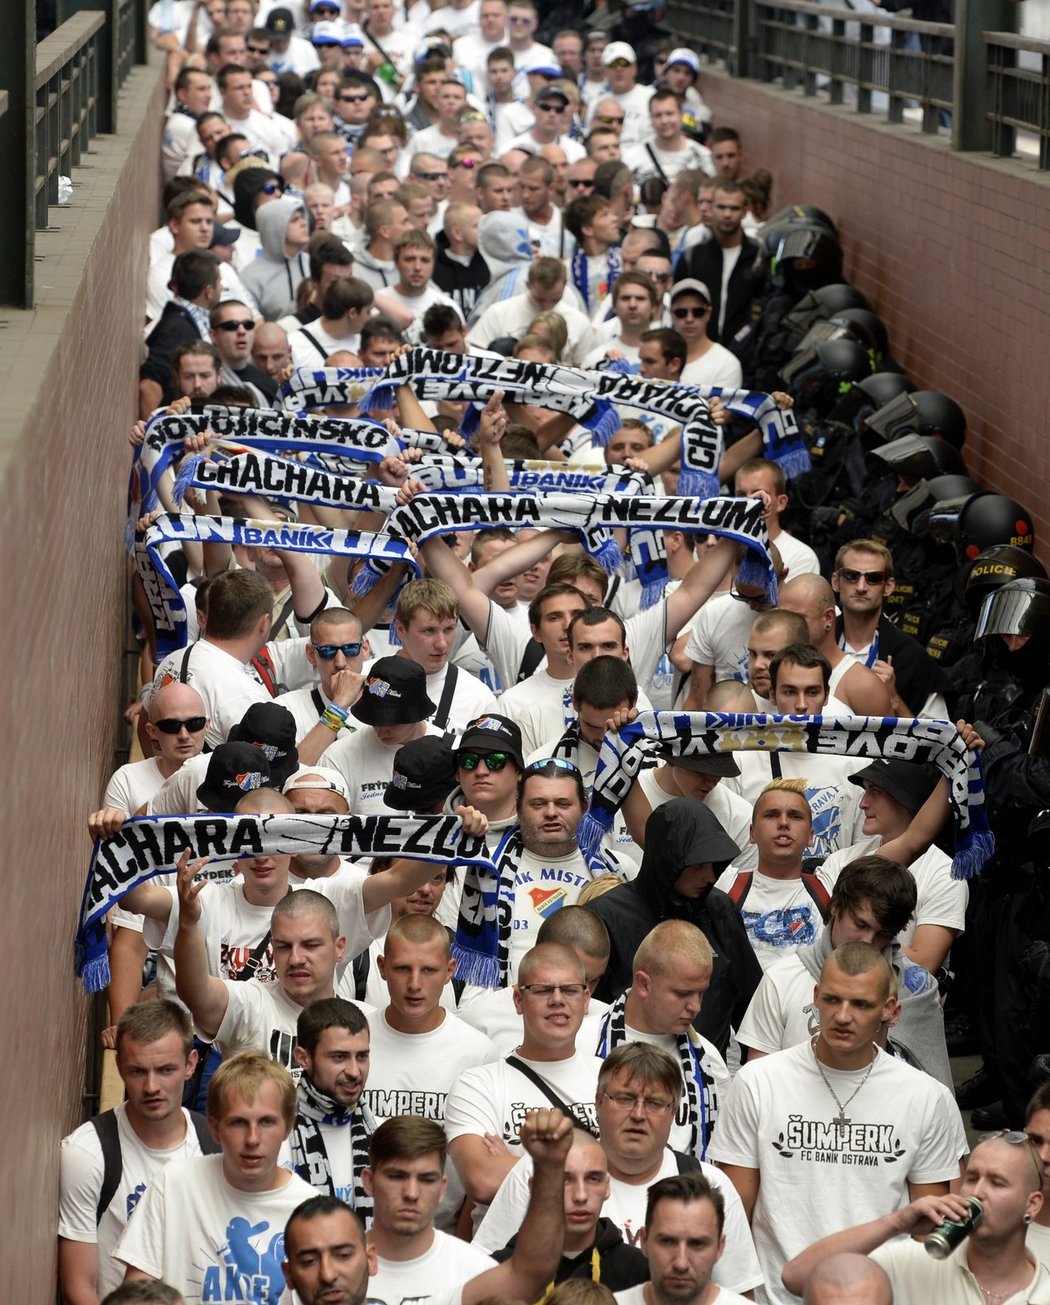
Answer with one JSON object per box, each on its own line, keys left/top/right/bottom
{"left": 700, "top": 69, "right": 1050, "bottom": 563}
{"left": 0, "top": 59, "right": 166, "bottom": 1302}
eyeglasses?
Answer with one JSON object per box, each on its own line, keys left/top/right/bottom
{"left": 980, "top": 1131, "right": 1045, "bottom": 1188}
{"left": 458, "top": 750, "right": 512, "bottom": 772}
{"left": 413, "top": 170, "right": 448, "bottom": 181}
{"left": 729, "top": 582, "right": 772, "bottom": 610}
{"left": 214, "top": 319, "right": 254, "bottom": 331}
{"left": 247, "top": 43, "right": 271, "bottom": 53}
{"left": 518, "top": 983, "right": 588, "bottom": 998}
{"left": 339, "top": 91, "right": 371, "bottom": 103}
{"left": 508, "top": 14, "right": 533, "bottom": 22}
{"left": 524, "top": 757, "right": 581, "bottom": 777}
{"left": 644, "top": 270, "right": 672, "bottom": 282}
{"left": 311, "top": 640, "right": 363, "bottom": 659}
{"left": 451, "top": 157, "right": 478, "bottom": 170}
{"left": 237, "top": 147, "right": 269, "bottom": 160}
{"left": 595, "top": 113, "right": 625, "bottom": 125}
{"left": 599, "top": 1090, "right": 675, "bottom": 1114}
{"left": 536, "top": 103, "right": 563, "bottom": 113}
{"left": 836, "top": 567, "right": 888, "bottom": 585}
{"left": 568, "top": 178, "right": 594, "bottom": 188}
{"left": 153, "top": 716, "right": 208, "bottom": 734}
{"left": 672, "top": 305, "right": 709, "bottom": 319}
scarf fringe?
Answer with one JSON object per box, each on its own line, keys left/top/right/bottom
{"left": 451, "top": 942, "right": 502, "bottom": 990}
{"left": 172, "top": 452, "right": 205, "bottom": 506}
{"left": 639, "top": 575, "right": 666, "bottom": 610}
{"left": 677, "top": 466, "right": 721, "bottom": 498}
{"left": 356, "top": 383, "right": 396, "bottom": 416}
{"left": 592, "top": 534, "right": 623, "bottom": 575}
{"left": 592, "top": 403, "right": 621, "bottom": 447}
{"left": 576, "top": 809, "right": 612, "bottom": 864}
{"left": 737, "top": 550, "right": 779, "bottom": 604}
{"left": 75, "top": 935, "right": 110, "bottom": 993}
{"left": 951, "top": 828, "right": 996, "bottom": 880}
{"left": 775, "top": 445, "right": 812, "bottom": 480}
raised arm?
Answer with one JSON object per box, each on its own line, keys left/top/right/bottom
{"left": 461, "top": 1110, "right": 573, "bottom": 1305}
{"left": 171, "top": 850, "right": 230, "bottom": 1039}
{"left": 780, "top": 1192, "right": 971, "bottom": 1298}
{"left": 664, "top": 538, "right": 738, "bottom": 645}
{"left": 361, "top": 807, "right": 488, "bottom": 913}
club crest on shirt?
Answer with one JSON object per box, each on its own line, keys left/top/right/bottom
{"left": 528, "top": 885, "right": 567, "bottom": 917}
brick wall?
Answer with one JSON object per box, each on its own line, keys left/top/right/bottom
{"left": 700, "top": 69, "right": 1050, "bottom": 565}
{"left": 0, "top": 62, "right": 166, "bottom": 1302}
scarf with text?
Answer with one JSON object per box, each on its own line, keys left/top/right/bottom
{"left": 596, "top": 990, "right": 717, "bottom": 1160}
{"left": 292, "top": 1071, "right": 376, "bottom": 1218}
{"left": 75, "top": 813, "right": 495, "bottom": 992}
{"left": 576, "top": 712, "right": 993, "bottom": 878}
{"left": 379, "top": 348, "right": 807, "bottom": 496}
{"left": 135, "top": 515, "right": 417, "bottom": 659}
{"left": 412, "top": 460, "right": 657, "bottom": 497}
{"left": 128, "top": 404, "right": 400, "bottom": 547}
{"left": 352, "top": 492, "right": 775, "bottom": 610}
{"left": 279, "top": 365, "right": 394, "bottom": 412}
{"left": 452, "top": 827, "right": 615, "bottom": 990}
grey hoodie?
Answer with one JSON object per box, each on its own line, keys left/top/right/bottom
{"left": 466, "top": 212, "right": 533, "bottom": 325}
{"left": 352, "top": 244, "right": 397, "bottom": 292}
{"left": 239, "top": 197, "right": 308, "bottom": 321}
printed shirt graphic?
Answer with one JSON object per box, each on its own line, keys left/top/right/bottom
{"left": 709, "top": 1042, "right": 963, "bottom": 1305}
{"left": 506, "top": 847, "right": 608, "bottom": 983}
{"left": 114, "top": 1154, "right": 316, "bottom": 1304}
{"left": 716, "top": 869, "right": 833, "bottom": 973}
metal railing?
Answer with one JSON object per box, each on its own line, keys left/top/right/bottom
{"left": 984, "top": 32, "right": 1050, "bottom": 167}
{"left": 753, "top": 0, "right": 953, "bottom": 132}
{"left": 0, "top": 0, "right": 151, "bottom": 308}
{"left": 670, "top": 0, "right": 1050, "bottom": 168}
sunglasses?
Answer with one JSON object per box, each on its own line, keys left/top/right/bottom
{"left": 729, "top": 584, "right": 773, "bottom": 609}
{"left": 672, "top": 305, "right": 709, "bottom": 319}
{"left": 536, "top": 103, "right": 563, "bottom": 113}
{"left": 339, "top": 91, "right": 371, "bottom": 103}
{"left": 458, "top": 750, "right": 512, "bottom": 771}
{"left": 451, "top": 158, "right": 478, "bottom": 169}
{"left": 836, "top": 568, "right": 888, "bottom": 584}
{"left": 524, "top": 757, "right": 581, "bottom": 777}
{"left": 247, "top": 43, "right": 271, "bottom": 53}
{"left": 981, "top": 1131, "right": 1045, "bottom": 1188}
{"left": 413, "top": 170, "right": 447, "bottom": 181}
{"left": 259, "top": 181, "right": 283, "bottom": 195}
{"left": 154, "top": 716, "right": 208, "bottom": 734}
{"left": 606, "top": 58, "right": 632, "bottom": 68}
{"left": 311, "top": 640, "right": 364, "bottom": 659}
{"left": 595, "top": 114, "right": 625, "bottom": 125}
{"left": 568, "top": 178, "right": 594, "bottom": 188}
{"left": 214, "top": 319, "right": 254, "bottom": 331}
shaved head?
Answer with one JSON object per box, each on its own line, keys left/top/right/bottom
{"left": 802, "top": 1253, "right": 892, "bottom": 1304}
{"left": 148, "top": 681, "right": 206, "bottom": 721}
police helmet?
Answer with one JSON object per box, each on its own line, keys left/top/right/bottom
{"left": 959, "top": 544, "right": 1048, "bottom": 617}
{"left": 813, "top": 283, "right": 871, "bottom": 316}
{"left": 857, "top": 372, "right": 912, "bottom": 409}
{"left": 871, "top": 433, "right": 966, "bottom": 481}
{"left": 828, "top": 308, "right": 889, "bottom": 361}
{"left": 957, "top": 493, "right": 1035, "bottom": 559}
{"left": 910, "top": 392, "right": 967, "bottom": 449}
{"left": 975, "top": 577, "right": 1050, "bottom": 640}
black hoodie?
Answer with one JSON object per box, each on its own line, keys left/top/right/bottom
{"left": 492, "top": 1216, "right": 649, "bottom": 1292}
{"left": 587, "top": 798, "right": 762, "bottom": 1054}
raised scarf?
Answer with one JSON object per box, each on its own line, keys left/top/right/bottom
{"left": 75, "top": 812, "right": 496, "bottom": 992}
{"left": 576, "top": 711, "right": 993, "bottom": 880}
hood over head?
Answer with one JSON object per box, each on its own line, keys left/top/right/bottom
{"left": 255, "top": 195, "right": 305, "bottom": 260}
{"left": 635, "top": 798, "right": 742, "bottom": 912}
{"left": 477, "top": 211, "right": 533, "bottom": 278}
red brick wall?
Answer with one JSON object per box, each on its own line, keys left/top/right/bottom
{"left": 0, "top": 63, "right": 166, "bottom": 1303}
{"left": 700, "top": 69, "right": 1050, "bottom": 565}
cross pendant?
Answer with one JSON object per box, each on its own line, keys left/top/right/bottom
{"left": 834, "top": 1112, "right": 850, "bottom": 1132}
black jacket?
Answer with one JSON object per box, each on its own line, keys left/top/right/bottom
{"left": 492, "top": 1216, "right": 649, "bottom": 1292}
{"left": 139, "top": 302, "right": 202, "bottom": 402}
{"left": 587, "top": 799, "right": 762, "bottom": 1054}
{"left": 675, "top": 234, "right": 760, "bottom": 350}
{"left": 835, "top": 612, "right": 952, "bottom": 716}
{"left": 433, "top": 230, "right": 491, "bottom": 323}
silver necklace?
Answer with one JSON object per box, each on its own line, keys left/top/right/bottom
{"left": 811, "top": 1036, "right": 877, "bottom": 1133}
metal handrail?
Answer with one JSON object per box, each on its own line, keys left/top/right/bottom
{"left": 984, "top": 30, "right": 1050, "bottom": 168}
{"left": 34, "top": 12, "right": 104, "bottom": 225}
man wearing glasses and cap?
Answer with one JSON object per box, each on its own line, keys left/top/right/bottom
{"left": 507, "top": 84, "right": 586, "bottom": 162}
{"left": 274, "top": 606, "right": 369, "bottom": 763}
{"left": 670, "top": 278, "right": 743, "bottom": 388}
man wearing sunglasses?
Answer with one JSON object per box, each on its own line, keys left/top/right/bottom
{"left": 331, "top": 74, "right": 380, "bottom": 145}
{"left": 208, "top": 298, "right": 274, "bottom": 402}
{"left": 595, "top": 42, "right": 653, "bottom": 150}
{"left": 670, "top": 279, "right": 742, "bottom": 389}
{"left": 275, "top": 607, "right": 369, "bottom": 764}
{"left": 833, "top": 539, "right": 950, "bottom": 719}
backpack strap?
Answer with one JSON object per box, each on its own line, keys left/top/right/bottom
{"left": 90, "top": 1111, "right": 123, "bottom": 1226}
{"left": 725, "top": 872, "right": 753, "bottom": 910}
{"left": 644, "top": 142, "right": 670, "bottom": 185}
{"left": 188, "top": 1109, "right": 222, "bottom": 1155}
{"left": 251, "top": 646, "right": 279, "bottom": 697}
{"left": 178, "top": 642, "right": 194, "bottom": 683}
{"left": 799, "top": 871, "right": 832, "bottom": 922}
{"left": 352, "top": 948, "right": 370, "bottom": 1001}
{"left": 297, "top": 328, "right": 328, "bottom": 368}
{"left": 431, "top": 664, "right": 459, "bottom": 732}
{"left": 516, "top": 639, "right": 545, "bottom": 683}
{"left": 268, "top": 590, "right": 298, "bottom": 641}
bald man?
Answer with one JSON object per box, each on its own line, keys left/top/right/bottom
{"left": 778, "top": 574, "right": 892, "bottom": 716}
{"left": 252, "top": 321, "right": 292, "bottom": 380}
{"left": 803, "top": 1253, "right": 892, "bottom": 1304}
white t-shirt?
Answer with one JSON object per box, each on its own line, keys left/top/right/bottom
{"left": 477, "top": 1150, "right": 763, "bottom": 1296}
{"left": 445, "top": 1050, "right": 602, "bottom": 1149}
{"left": 709, "top": 1042, "right": 965, "bottom": 1305}
{"left": 502, "top": 846, "right": 617, "bottom": 982}
{"left": 685, "top": 591, "right": 754, "bottom": 682}
{"left": 497, "top": 668, "right": 576, "bottom": 757}
{"left": 680, "top": 344, "right": 744, "bottom": 389}
{"left": 466, "top": 293, "right": 597, "bottom": 366}
{"left": 736, "top": 951, "right": 823, "bottom": 1054}
{"left": 144, "top": 880, "right": 281, "bottom": 984}
{"left": 622, "top": 138, "right": 713, "bottom": 185}
{"left": 273, "top": 683, "right": 346, "bottom": 743}
{"left": 714, "top": 866, "right": 833, "bottom": 972}
{"left": 618, "top": 1288, "right": 753, "bottom": 1305}
{"left": 871, "top": 1234, "right": 1050, "bottom": 1305}
{"left": 115, "top": 1153, "right": 315, "bottom": 1300}
{"left": 371, "top": 1228, "right": 496, "bottom": 1305}
{"left": 103, "top": 756, "right": 172, "bottom": 814}
{"left": 321, "top": 723, "right": 444, "bottom": 816}
{"left": 153, "top": 640, "right": 271, "bottom": 750}
{"left": 146, "top": 751, "right": 208, "bottom": 815}
{"left": 479, "top": 599, "right": 534, "bottom": 692}
{"left": 288, "top": 321, "right": 358, "bottom": 369}
{"left": 59, "top": 1104, "right": 209, "bottom": 1300}
{"left": 425, "top": 662, "right": 499, "bottom": 732}
{"left": 771, "top": 527, "right": 820, "bottom": 579}
{"left": 819, "top": 835, "right": 968, "bottom": 948}
{"left": 408, "top": 123, "right": 463, "bottom": 160}
{"left": 377, "top": 281, "right": 460, "bottom": 330}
